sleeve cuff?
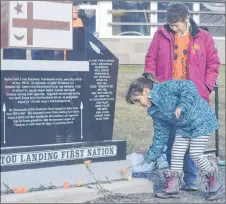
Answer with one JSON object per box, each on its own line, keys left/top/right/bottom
{"left": 144, "top": 152, "right": 156, "bottom": 164}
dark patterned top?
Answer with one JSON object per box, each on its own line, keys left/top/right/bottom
{"left": 145, "top": 80, "right": 218, "bottom": 163}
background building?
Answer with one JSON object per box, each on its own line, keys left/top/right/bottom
{"left": 1, "top": 1, "right": 224, "bottom": 64}
{"left": 77, "top": 0, "right": 225, "bottom": 64}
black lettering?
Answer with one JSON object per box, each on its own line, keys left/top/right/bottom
{"left": 61, "top": 151, "right": 66, "bottom": 159}
{"left": 70, "top": 150, "right": 75, "bottom": 158}
{"left": 43, "top": 153, "right": 47, "bottom": 161}
{"left": 87, "top": 149, "right": 92, "bottom": 156}
{"left": 105, "top": 148, "right": 109, "bottom": 155}
{"left": 66, "top": 151, "right": 70, "bottom": 158}
{"left": 53, "top": 152, "right": 58, "bottom": 159}
{"left": 1, "top": 156, "right": 5, "bottom": 164}
{"left": 6, "top": 156, "right": 11, "bottom": 163}
{"left": 39, "top": 153, "right": 44, "bottom": 161}
{"left": 12, "top": 155, "right": 17, "bottom": 163}
{"left": 31, "top": 153, "right": 38, "bottom": 162}
{"left": 26, "top": 154, "right": 31, "bottom": 162}
{"left": 75, "top": 150, "right": 80, "bottom": 157}
{"left": 80, "top": 150, "right": 84, "bottom": 157}
{"left": 97, "top": 148, "right": 101, "bottom": 155}
{"left": 20, "top": 154, "right": 25, "bottom": 162}
{"left": 47, "top": 152, "right": 53, "bottom": 160}
{"left": 92, "top": 149, "right": 97, "bottom": 156}
{"left": 1, "top": 155, "right": 17, "bottom": 164}
{"left": 109, "top": 147, "right": 114, "bottom": 155}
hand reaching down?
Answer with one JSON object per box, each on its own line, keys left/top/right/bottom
{"left": 175, "top": 108, "right": 182, "bottom": 119}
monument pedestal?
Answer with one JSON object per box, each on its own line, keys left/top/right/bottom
{"left": 1, "top": 140, "right": 131, "bottom": 192}
{"left": 1, "top": 140, "right": 127, "bottom": 172}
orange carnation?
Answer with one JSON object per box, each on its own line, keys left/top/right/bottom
{"left": 64, "top": 182, "right": 70, "bottom": 189}
{"left": 84, "top": 160, "right": 92, "bottom": 168}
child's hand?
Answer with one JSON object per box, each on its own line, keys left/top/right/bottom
{"left": 175, "top": 108, "right": 182, "bottom": 119}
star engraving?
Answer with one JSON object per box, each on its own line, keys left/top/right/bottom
{"left": 14, "top": 2, "right": 23, "bottom": 15}
{"left": 13, "top": 1, "right": 24, "bottom": 41}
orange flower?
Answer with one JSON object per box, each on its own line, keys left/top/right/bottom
{"left": 84, "top": 160, "right": 92, "bottom": 168}
{"left": 64, "top": 182, "right": 70, "bottom": 189}
{"left": 13, "top": 188, "right": 21, "bottom": 194}
{"left": 126, "top": 176, "right": 132, "bottom": 181}
{"left": 76, "top": 180, "right": 83, "bottom": 187}
{"left": 121, "top": 168, "right": 127, "bottom": 175}
{"left": 21, "top": 187, "right": 28, "bottom": 193}
{"left": 193, "top": 43, "right": 200, "bottom": 50}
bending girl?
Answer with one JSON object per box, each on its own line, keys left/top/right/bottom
{"left": 125, "top": 73, "right": 223, "bottom": 200}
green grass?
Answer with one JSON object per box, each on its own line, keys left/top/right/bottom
{"left": 113, "top": 65, "right": 225, "bottom": 159}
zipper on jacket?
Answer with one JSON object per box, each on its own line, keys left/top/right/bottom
{"left": 161, "top": 29, "right": 175, "bottom": 80}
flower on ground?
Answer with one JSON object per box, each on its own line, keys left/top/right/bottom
{"left": 126, "top": 176, "right": 132, "bottom": 181}
{"left": 121, "top": 168, "right": 127, "bottom": 175}
{"left": 84, "top": 160, "right": 92, "bottom": 168}
{"left": 22, "top": 187, "right": 28, "bottom": 193}
{"left": 13, "top": 188, "right": 21, "bottom": 194}
{"left": 64, "top": 182, "right": 70, "bottom": 189}
{"left": 76, "top": 180, "right": 83, "bottom": 187}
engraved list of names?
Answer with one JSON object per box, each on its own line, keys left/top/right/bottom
{"left": 89, "top": 59, "right": 115, "bottom": 121}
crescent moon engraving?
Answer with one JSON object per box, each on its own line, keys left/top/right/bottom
{"left": 14, "top": 34, "right": 25, "bottom": 41}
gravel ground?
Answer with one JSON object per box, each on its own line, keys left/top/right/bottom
{"left": 88, "top": 166, "right": 225, "bottom": 203}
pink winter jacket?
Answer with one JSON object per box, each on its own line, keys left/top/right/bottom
{"left": 144, "top": 19, "right": 220, "bottom": 102}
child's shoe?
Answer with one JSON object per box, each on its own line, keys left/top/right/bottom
{"left": 155, "top": 169, "right": 183, "bottom": 199}
{"left": 204, "top": 163, "right": 224, "bottom": 201}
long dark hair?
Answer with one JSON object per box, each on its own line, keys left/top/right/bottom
{"left": 125, "top": 72, "right": 159, "bottom": 105}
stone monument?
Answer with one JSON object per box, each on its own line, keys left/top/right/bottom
{"left": 1, "top": 1, "right": 131, "bottom": 192}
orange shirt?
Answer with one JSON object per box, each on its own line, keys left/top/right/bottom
{"left": 173, "top": 33, "right": 190, "bottom": 80}
{"left": 72, "top": 18, "right": 83, "bottom": 28}
{"left": 64, "top": 18, "right": 83, "bottom": 60}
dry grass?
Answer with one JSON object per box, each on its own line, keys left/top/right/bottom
{"left": 113, "top": 65, "right": 225, "bottom": 159}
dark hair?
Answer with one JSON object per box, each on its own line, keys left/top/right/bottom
{"left": 167, "top": 3, "right": 189, "bottom": 24}
{"left": 125, "top": 72, "right": 159, "bottom": 105}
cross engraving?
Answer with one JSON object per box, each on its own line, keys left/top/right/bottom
{"left": 12, "top": 2, "right": 70, "bottom": 45}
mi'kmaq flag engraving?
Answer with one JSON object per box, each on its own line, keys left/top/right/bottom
{"left": 8, "top": 1, "right": 73, "bottom": 49}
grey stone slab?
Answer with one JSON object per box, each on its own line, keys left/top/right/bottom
{"left": 1, "top": 160, "right": 132, "bottom": 191}
{"left": 1, "top": 178, "right": 154, "bottom": 203}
